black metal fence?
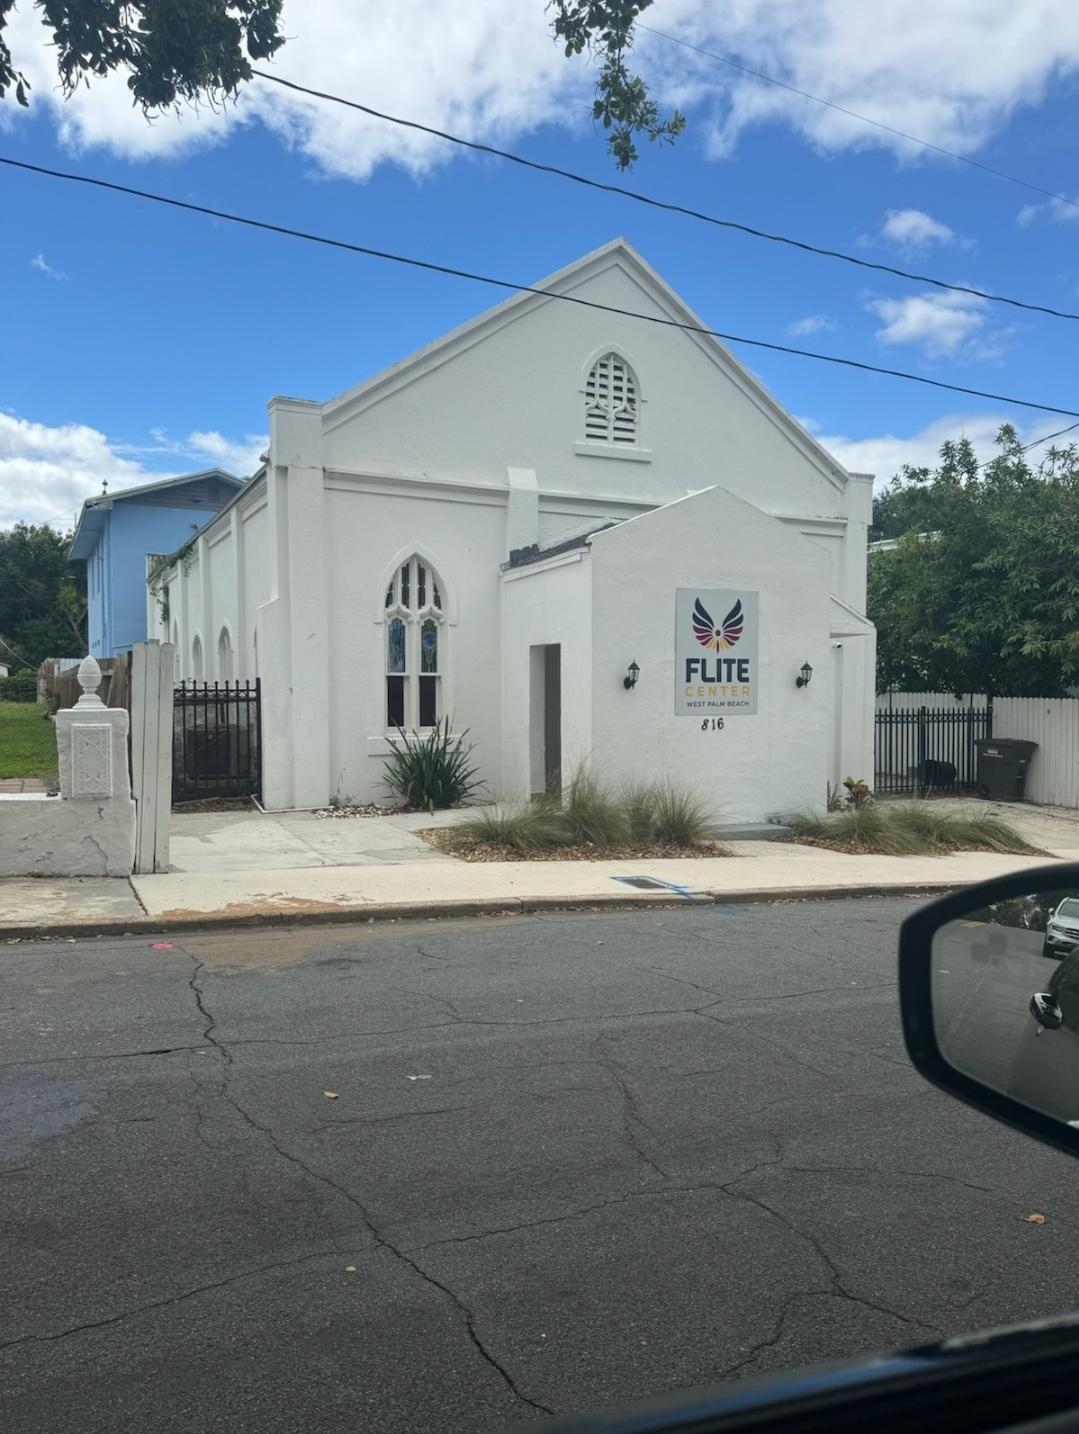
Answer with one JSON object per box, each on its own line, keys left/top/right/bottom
{"left": 874, "top": 702, "right": 992, "bottom": 796}
{"left": 173, "top": 680, "right": 261, "bottom": 803}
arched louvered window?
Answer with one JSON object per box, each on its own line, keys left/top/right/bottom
{"left": 191, "top": 634, "right": 203, "bottom": 680}
{"left": 383, "top": 556, "right": 445, "bottom": 731}
{"left": 584, "top": 352, "right": 639, "bottom": 447}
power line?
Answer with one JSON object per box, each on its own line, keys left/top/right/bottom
{"left": 0, "top": 633, "right": 36, "bottom": 671}
{"left": 638, "top": 23, "right": 1079, "bottom": 216}
{"left": 1020, "top": 420, "right": 1079, "bottom": 454}
{"left": 250, "top": 69, "right": 1079, "bottom": 325}
{"left": 3, "top": 152, "right": 1079, "bottom": 421}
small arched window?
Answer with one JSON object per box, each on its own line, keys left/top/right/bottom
{"left": 384, "top": 556, "right": 444, "bottom": 731}
{"left": 191, "top": 634, "right": 203, "bottom": 680}
{"left": 584, "top": 351, "right": 639, "bottom": 447}
{"left": 218, "top": 626, "right": 233, "bottom": 681}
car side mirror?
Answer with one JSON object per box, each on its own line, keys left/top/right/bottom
{"left": 900, "top": 862, "right": 1079, "bottom": 1157}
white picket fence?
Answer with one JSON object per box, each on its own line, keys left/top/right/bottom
{"left": 877, "top": 692, "right": 1079, "bottom": 807}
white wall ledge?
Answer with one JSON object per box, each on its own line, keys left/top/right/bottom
{"left": 573, "top": 442, "right": 652, "bottom": 463}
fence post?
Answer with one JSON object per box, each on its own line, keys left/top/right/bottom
{"left": 917, "top": 706, "right": 928, "bottom": 797}
{"left": 131, "top": 641, "right": 174, "bottom": 874}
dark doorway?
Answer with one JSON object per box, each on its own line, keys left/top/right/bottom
{"left": 530, "top": 643, "right": 562, "bottom": 797}
{"left": 544, "top": 644, "right": 562, "bottom": 795}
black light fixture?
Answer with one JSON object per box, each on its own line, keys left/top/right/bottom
{"left": 796, "top": 661, "right": 813, "bottom": 689}
{"left": 624, "top": 660, "right": 640, "bottom": 690}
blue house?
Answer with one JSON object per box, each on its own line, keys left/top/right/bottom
{"left": 69, "top": 470, "right": 246, "bottom": 658}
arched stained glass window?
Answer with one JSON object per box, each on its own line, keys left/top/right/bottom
{"left": 383, "top": 556, "right": 445, "bottom": 731}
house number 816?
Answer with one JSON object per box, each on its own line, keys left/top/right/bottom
{"left": 701, "top": 718, "right": 725, "bottom": 731}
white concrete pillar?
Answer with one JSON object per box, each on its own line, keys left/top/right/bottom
{"left": 506, "top": 467, "right": 539, "bottom": 558}
{"left": 50, "top": 655, "right": 136, "bottom": 874}
{"left": 230, "top": 507, "right": 246, "bottom": 677}
{"left": 266, "top": 397, "right": 329, "bottom": 809}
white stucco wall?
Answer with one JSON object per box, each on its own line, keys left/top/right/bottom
{"left": 588, "top": 486, "right": 834, "bottom": 823}
{"left": 151, "top": 241, "right": 874, "bottom": 811}
{"left": 322, "top": 481, "right": 507, "bottom": 804}
{"left": 0, "top": 698, "right": 135, "bottom": 877}
{"left": 0, "top": 794, "right": 135, "bottom": 877}
{"left": 499, "top": 550, "right": 594, "bottom": 801}
{"left": 319, "top": 250, "right": 849, "bottom": 530}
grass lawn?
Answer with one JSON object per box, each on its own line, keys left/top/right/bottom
{"left": 0, "top": 701, "right": 58, "bottom": 780}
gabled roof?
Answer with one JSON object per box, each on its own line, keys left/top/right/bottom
{"left": 319, "top": 238, "right": 853, "bottom": 492}
{"left": 68, "top": 468, "right": 245, "bottom": 560}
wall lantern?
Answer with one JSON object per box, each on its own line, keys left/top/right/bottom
{"left": 624, "top": 660, "right": 640, "bottom": 691}
{"left": 796, "top": 661, "right": 813, "bottom": 689}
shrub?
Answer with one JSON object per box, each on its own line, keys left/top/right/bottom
{"left": 785, "top": 801, "right": 1039, "bottom": 856}
{"left": 620, "top": 780, "right": 659, "bottom": 841}
{"left": 562, "top": 767, "right": 629, "bottom": 847}
{"left": 0, "top": 669, "right": 39, "bottom": 702}
{"left": 382, "top": 720, "right": 482, "bottom": 813}
{"left": 451, "top": 773, "right": 717, "bottom": 855}
{"left": 650, "top": 780, "right": 714, "bottom": 845}
{"left": 454, "top": 801, "right": 567, "bottom": 853}
{"left": 842, "top": 776, "right": 873, "bottom": 809}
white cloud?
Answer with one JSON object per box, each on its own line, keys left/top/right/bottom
{"left": 184, "top": 430, "right": 266, "bottom": 473}
{"left": 814, "top": 411, "right": 1058, "bottom": 486}
{"left": 122, "top": 428, "right": 266, "bottom": 475}
{"left": 786, "top": 313, "right": 836, "bottom": 337}
{"left": 868, "top": 289, "right": 996, "bottom": 359}
{"left": 1, "top": 1, "right": 582, "bottom": 178}
{"left": 649, "top": 1, "right": 1079, "bottom": 165}
{"left": 1017, "top": 195, "right": 1079, "bottom": 227}
{"left": 861, "top": 208, "right": 972, "bottom": 254}
{"left": 3, "top": 1, "right": 1079, "bottom": 178}
{"left": 0, "top": 414, "right": 265, "bottom": 530}
{"left": 31, "top": 253, "right": 69, "bottom": 282}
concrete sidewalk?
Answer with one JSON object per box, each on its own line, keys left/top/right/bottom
{"left": 4, "top": 798, "right": 1079, "bottom": 938}
{"left": 3, "top": 839, "right": 1078, "bottom": 938}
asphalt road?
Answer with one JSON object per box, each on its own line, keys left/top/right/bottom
{"left": 4, "top": 900, "right": 1079, "bottom": 1433}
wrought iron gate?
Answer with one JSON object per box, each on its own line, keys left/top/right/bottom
{"left": 173, "top": 680, "right": 261, "bottom": 802}
{"left": 874, "top": 702, "right": 992, "bottom": 796}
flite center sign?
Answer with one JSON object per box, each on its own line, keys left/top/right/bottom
{"left": 674, "top": 587, "right": 759, "bottom": 716}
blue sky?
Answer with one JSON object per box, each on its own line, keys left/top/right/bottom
{"left": 1, "top": 0, "right": 1078, "bottom": 526}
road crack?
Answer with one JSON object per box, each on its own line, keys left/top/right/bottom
{"left": 592, "top": 1036, "right": 669, "bottom": 1180}
{"left": 720, "top": 1170, "right": 942, "bottom": 1339}
{"left": 185, "top": 955, "right": 553, "bottom": 1419}
{"left": 0, "top": 1246, "right": 359, "bottom": 1352}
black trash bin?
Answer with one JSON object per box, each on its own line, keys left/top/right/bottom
{"left": 975, "top": 738, "right": 1038, "bottom": 801}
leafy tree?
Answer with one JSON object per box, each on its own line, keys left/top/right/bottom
{"left": 0, "top": 524, "right": 87, "bottom": 669}
{"left": 868, "top": 427, "right": 1079, "bottom": 698}
{"left": 549, "top": 1, "right": 685, "bottom": 168}
{"left": 0, "top": 0, "right": 285, "bottom": 110}
{"left": 1, "top": 2, "right": 681, "bottom": 171}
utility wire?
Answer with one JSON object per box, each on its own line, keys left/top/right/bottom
{"left": 1020, "top": 420, "right": 1079, "bottom": 453}
{"left": 249, "top": 69, "right": 1079, "bottom": 325}
{"left": 3, "top": 152, "right": 1079, "bottom": 420}
{"left": 638, "top": 23, "right": 1079, "bottom": 216}
{"left": 0, "top": 633, "right": 36, "bottom": 671}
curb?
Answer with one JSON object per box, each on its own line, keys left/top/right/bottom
{"left": 0, "top": 880, "right": 965, "bottom": 942}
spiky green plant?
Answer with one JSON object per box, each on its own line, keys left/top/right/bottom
{"left": 382, "top": 719, "right": 482, "bottom": 813}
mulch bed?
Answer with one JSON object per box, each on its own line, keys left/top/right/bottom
{"left": 418, "top": 829, "right": 732, "bottom": 862}
{"left": 172, "top": 797, "right": 258, "bottom": 814}
{"left": 779, "top": 833, "right": 1039, "bottom": 856}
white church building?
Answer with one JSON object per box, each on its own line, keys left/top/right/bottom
{"left": 152, "top": 239, "right": 875, "bottom": 819}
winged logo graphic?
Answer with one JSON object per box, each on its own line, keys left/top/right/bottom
{"left": 693, "top": 596, "right": 744, "bottom": 651}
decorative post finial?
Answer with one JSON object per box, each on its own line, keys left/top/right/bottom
{"left": 75, "top": 654, "right": 105, "bottom": 708}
